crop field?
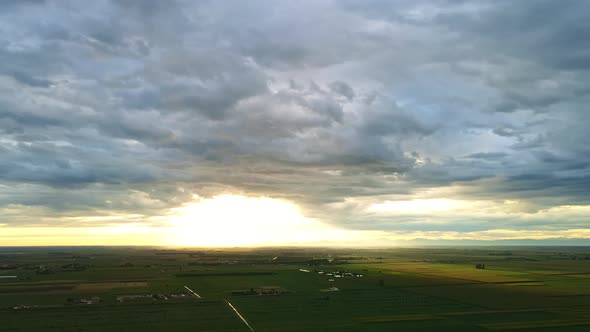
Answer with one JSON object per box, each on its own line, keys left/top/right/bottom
{"left": 0, "top": 246, "right": 589, "bottom": 331}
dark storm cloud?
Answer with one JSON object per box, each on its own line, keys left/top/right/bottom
{"left": 4, "top": 71, "right": 53, "bottom": 88}
{"left": 434, "top": 0, "right": 590, "bottom": 70}
{"left": 0, "top": 0, "right": 588, "bottom": 238}
{"left": 329, "top": 81, "right": 355, "bottom": 101}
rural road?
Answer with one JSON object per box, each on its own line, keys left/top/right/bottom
{"left": 226, "top": 299, "right": 255, "bottom": 332}
{"left": 184, "top": 285, "right": 202, "bottom": 298}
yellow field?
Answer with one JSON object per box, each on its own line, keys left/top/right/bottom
{"left": 363, "top": 262, "right": 533, "bottom": 283}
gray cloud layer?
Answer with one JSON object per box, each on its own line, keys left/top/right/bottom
{"left": 1, "top": 0, "right": 589, "bottom": 239}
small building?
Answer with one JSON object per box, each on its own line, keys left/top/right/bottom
{"left": 320, "top": 287, "right": 339, "bottom": 292}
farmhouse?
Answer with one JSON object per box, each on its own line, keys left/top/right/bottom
{"left": 320, "top": 287, "right": 339, "bottom": 292}
{"left": 0, "top": 264, "right": 18, "bottom": 270}
{"left": 231, "top": 287, "right": 289, "bottom": 296}
{"left": 78, "top": 297, "right": 101, "bottom": 305}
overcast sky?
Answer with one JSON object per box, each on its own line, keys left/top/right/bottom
{"left": 1, "top": 0, "right": 589, "bottom": 245}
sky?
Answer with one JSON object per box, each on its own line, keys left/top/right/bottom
{"left": 1, "top": 0, "right": 589, "bottom": 246}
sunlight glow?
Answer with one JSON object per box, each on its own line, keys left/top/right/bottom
{"left": 166, "top": 195, "right": 345, "bottom": 246}
{"left": 4, "top": 198, "right": 589, "bottom": 247}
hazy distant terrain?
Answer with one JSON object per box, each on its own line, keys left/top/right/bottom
{"left": 1, "top": 247, "right": 589, "bottom": 331}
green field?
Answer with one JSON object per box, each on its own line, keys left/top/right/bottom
{"left": 1, "top": 246, "right": 589, "bottom": 331}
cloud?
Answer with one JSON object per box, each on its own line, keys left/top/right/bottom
{"left": 0, "top": 0, "right": 588, "bottom": 243}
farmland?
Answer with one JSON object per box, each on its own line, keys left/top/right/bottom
{"left": 1, "top": 246, "right": 589, "bottom": 331}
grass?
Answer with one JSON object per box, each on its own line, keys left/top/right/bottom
{"left": 0, "top": 246, "right": 589, "bottom": 331}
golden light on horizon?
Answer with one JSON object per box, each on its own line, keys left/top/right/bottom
{"left": 166, "top": 195, "right": 346, "bottom": 246}
{"left": 4, "top": 196, "right": 589, "bottom": 247}
{"left": 0, "top": 224, "right": 164, "bottom": 246}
